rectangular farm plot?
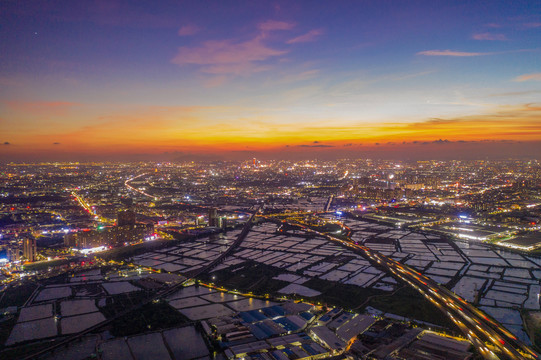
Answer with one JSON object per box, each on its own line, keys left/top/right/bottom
{"left": 154, "top": 263, "right": 185, "bottom": 273}
{"left": 180, "top": 303, "right": 235, "bottom": 320}
{"left": 6, "top": 317, "right": 57, "bottom": 345}
{"left": 101, "top": 281, "right": 141, "bottom": 295}
{"left": 100, "top": 338, "right": 133, "bottom": 360}
{"left": 60, "top": 299, "right": 98, "bottom": 316}
{"left": 17, "top": 304, "right": 53, "bottom": 322}
{"left": 504, "top": 268, "right": 532, "bottom": 279}
{"left": 200, "top": 292, "right": 242, "bottom": 303}
{"left": 127, "top": 332, "right": 172, "bottom": 360}
{"left": 168, "top": 296, "right": 210, "bottom": 309}
{"left": 34, "top": 286, "right": 72, "bottom": 302}
{"left": 163, "top": 326, "right": 209, "bottom": 360}
{"left": 425, "top": 267, "right": 459, "bottom": 277}
{"left": 134, "top": 259, "right": 164, "bottom": 267}
{"left": 524, "top": 285, "right": 541, "bottom": 310}
{"left": 226, "top": 298, "right": 277, "bottom": 312}
{"left": 452, "top": 277, "right": 487, "bottom": 302}
{"left": 484, "top": 290, "right": 526, "bottom": 305}
{"left": 344, "top": 272, "right": 376, "bottom": 287}
{"left": 61, "top": 312, "right": 107, "bottom": 334}
{"left": 167, "top": 286, "right": 216, "bottom": 299}
{"left": 320, "top": 270, "right": 351, "bottom": 282}
{"left": 469, "top": 257, "right": 509, "bottom": 266}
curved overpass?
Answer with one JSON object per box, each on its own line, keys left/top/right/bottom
{"left": 283, "top": 220, "right": 538, "bottom": 360}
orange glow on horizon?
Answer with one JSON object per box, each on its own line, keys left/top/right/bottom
{"left": 2, "top": 101, "right": 540, "bottom": 159}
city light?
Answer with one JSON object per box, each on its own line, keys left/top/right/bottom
{"left": 1, "top": 0, "right": 540, "bottom": 358}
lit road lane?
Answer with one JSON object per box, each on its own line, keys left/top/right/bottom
{"left": 388, "top": 256, "right": 537, "bottom": 359}
{"left": 272, "top": 218, "right": 538, "bottom": 360}
{"left": 424, "top": 272, "right": 538, "bottom": 359}
{"left": 124, "top": 173, "right": 160, "bottom": 199}
{"left": 371, "top": 251, "right": 534, "bottom": 360}
{"left": 394, "top": 268, "right": 513, "bottom": 359}
{"left": 369, "top": 252, "right": 536, "bottom": 360}
{"left": 360, "top": 245, "right": 532, "bottom": 359}
{"left": 71, "top": 191, "right": 113, "bottom": 224}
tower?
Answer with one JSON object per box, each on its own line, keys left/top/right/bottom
{"left": 7, "top": 246, "right": 21, "bottom": 262}
{"left": 208, "top": 208, "right": 218, "bottom": 227}
{"left": 23, "top": 237, "right": 37, "bottom": 262}
{"left": 221, "top": 217, "right": 227, "bottom": 230}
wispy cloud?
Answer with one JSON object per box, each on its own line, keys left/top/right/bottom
{"left": 419, "top": 48, "right": 537, "bottom": 58}
{"left": 172, "top": 22, "right": 326, "bottom": 77}
{"left": 172, "top": 21, "right": 296, "bottom": 76}
{"left": 172, "top": 37, "right": 287, "bottom": 74}
{"left": 431, "top": 139, "right": 450, "bottom": 144}
{"left": 393, "top": 103, "right": 541, "bottom": 140}
{"left": 259, "top": 20, "right": 295, "bottom": 32}
{"left": 178, "top": 24, "right": 200, "bottom": 36}
{"left": 417, "top": 49, "right": 492, "bottom": 56}
{"left": 524, "top": 22, "right": 541, "bottom": 28}
{"left": 489, "top": 90, "right": 541, "bottom": 97}
{"left": 297, "top": 144, "right": 334, "bottom": 148}
{"left": 287, "top": 29, "right": 323, "bottom": 44}
{"left": 514, "top": 73, "right": 541, "bottom": 82}
{"left": 406, "top": 139, "right": 518, "bottom": 145}
{"left": 472, "top": 32, "right": 507, "bottom": 41}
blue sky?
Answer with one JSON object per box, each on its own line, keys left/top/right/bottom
{"left": 1, "top": 0, "right": 540, "bottom": 160}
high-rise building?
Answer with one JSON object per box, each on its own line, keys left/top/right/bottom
{"left": 117, "top": 209, "right": 136, "bottom": 227}
{"left": 220, "top": 217, "right": 227, "bottom": 230}
{"left": 23, "top": 237, "right": 37, "bottom": 262}
{"left": 7, "top": 246, "right": 21, "bottom": 262}
{"left": 208, "top": 208, "right": 218, "bottom": 227}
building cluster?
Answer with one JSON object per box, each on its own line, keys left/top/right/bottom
{"left": 0, "top": 158, "right": 539, "bottom": 358}
{"left": 63, "top": 223, "right": 153, "bottom": 250}
{"left": 0, "top": 160, "right": 539, "bottom": 264}
{"left": 6, "top": 236, "right": 37, "bottom": 262}
{"left": 64, "top": 210, "right": 154, "bottom": 250}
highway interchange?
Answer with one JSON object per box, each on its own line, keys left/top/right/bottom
{"left": 282, "top": 216, "right": 539, "bottom": 360}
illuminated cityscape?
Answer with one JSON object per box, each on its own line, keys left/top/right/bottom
{"left": 0, "top": 160, "right": 540, "bottom": 359}
{"left": 1, "top": 1, "right": 541, "bottom": 360}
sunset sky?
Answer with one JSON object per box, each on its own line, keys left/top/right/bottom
{"left": 1, "top": 0, "right": 540, "bottom": 161}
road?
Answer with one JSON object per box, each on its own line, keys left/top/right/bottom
{"left": 71, "top": 191, "right": 113, "bottom": 224}
{"left": 369, "top": 248, "right": 538, "bottom": 360}
{"left": 281, "top": 219, "right": 538, "bottom": 360}
{"left": 124, "top": 173, "right": 159, "bottom": 199}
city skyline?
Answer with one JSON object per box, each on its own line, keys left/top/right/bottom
{"left": 1, "top": 0, "right": 541, "bottom": 161}
{"left": 1, "top": 159, "right": 540, "bottom": 359}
